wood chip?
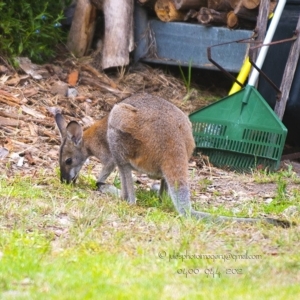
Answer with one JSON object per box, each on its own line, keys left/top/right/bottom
{"left": 21, "top": 105, "right": 46, "bottom": 119}
{"left": 23, "top": 87, "right": 39, "bottom": 98}
{"left": 0, "top": 89, "right": 20, "bottom": 106}
{"left": 0, "top": 116, "right": 21, "bottom": 127}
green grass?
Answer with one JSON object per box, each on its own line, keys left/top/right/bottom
{"left": 0, "top": 172, "right": 299, "bottom": 299}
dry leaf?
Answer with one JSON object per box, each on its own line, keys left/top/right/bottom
{"left": 68, "top": 70, "right": 79, "bottom": 86}
{"left": 24, "top": 151, "right": 35, "bottom": 165}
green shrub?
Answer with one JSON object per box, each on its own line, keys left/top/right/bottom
{"left": 0, "top": 0, "right": 70, "bottom": 64}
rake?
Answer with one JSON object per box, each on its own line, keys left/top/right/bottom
{"left": 189, "top": 0, "right": 287, "bottom": 172}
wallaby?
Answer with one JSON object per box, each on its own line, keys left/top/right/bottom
{"left": 54, "top": 93, "right": 291, "bottom": 227}
{"left": 54, "top": 111, "right": 115, "bottom": 188}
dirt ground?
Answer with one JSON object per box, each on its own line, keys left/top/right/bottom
{"left": 0, "top": 55, "right": 299, "bottom": 220}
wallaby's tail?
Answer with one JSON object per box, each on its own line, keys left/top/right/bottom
{"left": 190, "top": 210, "right": 292, "bottom": 228}
{"left": 166, "top": 180, "right": 292, "bottom": 228}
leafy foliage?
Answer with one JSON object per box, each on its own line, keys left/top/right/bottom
{"left": 0, "top": 0, "right": 70, "bottom": 63}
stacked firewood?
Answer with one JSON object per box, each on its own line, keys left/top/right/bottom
{"left": 138, "top": 0, "right": 277, "bottom": 29}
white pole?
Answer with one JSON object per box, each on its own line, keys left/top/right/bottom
{"left": 248, "top": 0, "right": 287, "bottom": 86}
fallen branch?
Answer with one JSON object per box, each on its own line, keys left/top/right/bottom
{"left": 0, "top": 110, "right": 55, "bottom": 127}
{"left": 80, "top": 76, "right": 132, "bottom": 98}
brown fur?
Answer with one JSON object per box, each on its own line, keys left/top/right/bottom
{"left": 54, "top": 93, "right": 291, "bottom": 227}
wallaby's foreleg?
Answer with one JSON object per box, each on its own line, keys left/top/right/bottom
{"left": 96, "top": 159, "right": 116, "bottom": 189}
{"left": 118, "top": 164, "right": 136, "bottom": 204}
{"left": 159, "top": 178, "right": 168, "bottom": 198}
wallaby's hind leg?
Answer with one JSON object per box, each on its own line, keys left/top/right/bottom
{"left": 167, "top": 183, "right": 192, "bottom": 217}
{"left": 118, "top": 164, "right": 136, "bottom": 204}
{"left": 161, "top": 152, "right": 192, "bottom": 217}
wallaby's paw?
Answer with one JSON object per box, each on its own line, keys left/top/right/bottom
{"left": 150, "top": 182, "right": 160, "bottom": 194}
{"left": 126, "top": 198, "right": 137, "bottom": 205}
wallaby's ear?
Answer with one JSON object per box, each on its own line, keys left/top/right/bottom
{"left": 48, "top": 107, "right": 67, "bottom": 140}
{"left": 55, "top": 114, "right": 68, "bottom": 139}
{"left": 66, "top": 121, "right": 83, "bottom": 146}
{"left": 119, "top": 103, "right": 138, "bottom": 113}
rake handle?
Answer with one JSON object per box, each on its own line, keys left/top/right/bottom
{"left": 248, "top": 0, "right": 287, "bottom": 87}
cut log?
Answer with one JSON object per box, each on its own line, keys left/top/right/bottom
{"left": 234, "top": 0, "right": 258, "bottom": 22}
{"left": 67, "top": 0, "right": 97, "bottom": 57}
{"left": 174, "top": 0, "right": 208, "bottom": 10}
{"left": 197, "top": 7, "right": 224, "bottom": 24}
{"left": 101, "top": 0, "right": 134, "bottom": 69}
{"left": 196, "top": 7, "right": 239, "bottom": 28}
{"left": 242, "top": 0, "right": 260, "bottom": 9}
{"left": 155, "top": 0, "right": 186, "bottom": 21}
{"left": 227, "top": 11, "right": 239, "bottom": 28}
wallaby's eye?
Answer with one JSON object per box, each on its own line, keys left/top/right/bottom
{"left": 65, "top": 158, "right": 72, "bottom": 165}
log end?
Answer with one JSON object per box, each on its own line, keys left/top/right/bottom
{"left": 155, "top": 0, "right": 185, "bottom": 22}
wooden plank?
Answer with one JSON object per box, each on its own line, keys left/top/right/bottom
{"left": 102, "top": 0, "right": 134, "bottom": 69}
{"left": 274, "top": 15, "right": 300, "bottom": 120}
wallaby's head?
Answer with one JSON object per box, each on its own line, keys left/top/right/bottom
{"left": 55, "top": 113, "right": 87, "bottom": 184}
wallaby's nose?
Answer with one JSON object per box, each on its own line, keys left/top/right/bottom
{"left": 60, "top": 173, "right": 75, "bottom": 184}
{"left": 60, "top": 175, "right": 70, "bottom": 184}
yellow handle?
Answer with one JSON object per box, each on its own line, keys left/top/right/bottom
{"left": 228, "top": 13, "right": 274, "bottom": 95}
{"left": 228, "top": 57, "right": 251, "bottom": 95}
